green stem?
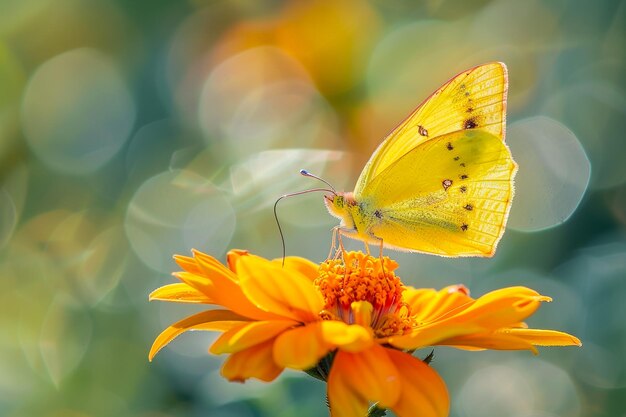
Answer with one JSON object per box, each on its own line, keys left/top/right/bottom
{"left": 367, "top": 404, "right": 387, "bottom": 416}
{"left": 324, "top": 399, "right": 386, "bottom": 416}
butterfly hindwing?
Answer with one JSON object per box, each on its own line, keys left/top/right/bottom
{"left": 355, "top": 62, "right": 507, "bottom": 196}
{"left": 356, "top": 130, "right": 516, "bottom": 256}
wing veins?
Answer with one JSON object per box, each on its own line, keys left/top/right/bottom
{"left": 382, "top": 215, "right": 502, "bottom": 238}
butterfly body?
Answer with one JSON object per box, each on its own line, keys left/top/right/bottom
{"left": 325, "top": 62, "right": 517, "bottom": 257}
{"left": 324, "top": 192, "right": 381, "bottom": 244}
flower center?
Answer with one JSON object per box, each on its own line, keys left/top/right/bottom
{"left": 314, "top": 251, "right": 415, "bottom": 337}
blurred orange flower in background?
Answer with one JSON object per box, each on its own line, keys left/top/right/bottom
{"left": 210, "top": 0, "right": 381, "bottom": 97}
{"left": 149, "top": 249, "right": 581, "bottom": 417}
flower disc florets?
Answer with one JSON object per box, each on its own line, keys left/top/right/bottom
{"left": 315, "top": 251, "right": 415, "bottom": 337}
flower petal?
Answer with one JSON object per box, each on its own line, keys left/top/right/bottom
{"left": 499, "top": 328, "right": 582, "bottom": 347}
{"left": 386, "top": 349, "right": 449, "bottom": 417}
{"left": 176, "top": 250, "right": 287, "bottom": 321}
{"left": 210, "top": 320, "right": 298, "bottom": 354}
{"left": 327, "top": 344, "right": 401, "bottom": 417}
{"left": 221, "top": 339, "right": 283, "bottom": 382}
{"left": 175, "top": 271, "right": 281, "bottom": 321}
{"left": 226, "top": 249, "right": 249, "bottom": 273}
{"left": 402, "top": 287, "right": 437, "bottom": 311}
{"left": 149, "top": 309, "right": 248, "bottom": 361}
{"left": 273, "top": 321, "right": 335, "bottom": 369}
{"left": 193, "top": 248, "right": 235, "bottom": 272}
{"left": 405, "top": 285, "right": 473, "bottom": 323}
{"left": 149, "top": 283, "right": 213, "bottom": 303}
{"left": 229, "top": 251, "right": 318, "bottom": 281}
{"left": 329, "top": 381, "right": 368, "bottom": 417}
{"left": 273, "top": 256, "right": 319, "bottom": 281}
{"left": 320, "top": 321, "right": 373, "bottom": 352}
{"left": 351, "top": 301, "right": 373, "bottom": 328}
{"left": 458, "top": 287, "right": 551, "bottom": 327}
{"left": 173, "top": 254, "right": 203, "bottom": 275}
{"left": 438, "top": 327, "right": 581, "bottom": 353}
{"left": 237, "top": 255, "right": 324, "bottom": 322}
{"left": 390, "top": 286, "right": 550, "bottom": 350}
{"left": 437, "top": 332, "right": 538, "bottom": 354}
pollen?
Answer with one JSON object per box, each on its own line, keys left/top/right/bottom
{"left": 315, "top": 251, "right": 415, "bottom": 337}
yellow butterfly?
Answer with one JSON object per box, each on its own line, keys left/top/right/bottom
{"left": 322, "top": 62, "right": 517, "bottom": 257}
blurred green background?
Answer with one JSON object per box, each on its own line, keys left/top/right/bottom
{"left": 1, "top": 0, "right": 625, "bottom": 416}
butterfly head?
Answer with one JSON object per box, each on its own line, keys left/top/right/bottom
{"left": 297, "top": 169, "right": 356, "bottom": 228}
{"left": 324, "top": 192, "right": 356, "bottom": 225}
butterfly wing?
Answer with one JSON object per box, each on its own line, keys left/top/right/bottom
{"left": 354, "top": 62, "right": 507, "bottom": 196}
{"left": 357, "top": 129, "right": 516, "bottom": 257}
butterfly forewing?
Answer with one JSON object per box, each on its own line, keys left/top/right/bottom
{"left": 358, "top": 130, "right": 516, "bottom": 256}
{"left": 355, "top": 62, "right": 507, "bottom": 197}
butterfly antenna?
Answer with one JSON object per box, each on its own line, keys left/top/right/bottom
{"left": 274, "top": 186, "right": 336, "bottom": 266}
{"left": 300, "top": 169, "right": 337, "bottom": 195}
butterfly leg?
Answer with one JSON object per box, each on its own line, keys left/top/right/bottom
{"left": 333, "top": 227, "right": 357, "bottom": 262}
{"left": 328, "top": 226, "right": 341, "bottom": 260}
{"left": 328, "top": 227, "right": 336, "bottom": 260}
{"left": 338, "top": 230, "right": 347, "bottom": 258}
{"left": 366, "top": 233, "right": 386, "bottom": 274}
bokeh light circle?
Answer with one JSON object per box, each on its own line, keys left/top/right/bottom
{"left": 198, "top": 47, "right": 339, "bottom": 157}
{"left": 556, "top": 236, "right": 626, "bottom": 388}
{"left": 458, "top": 359, "right": 580, "bottom": 417}
{"left": 458, "top": 364, "right": 534, "bottom": 417}
{"left": 0, "top": 42, "right": 26, "bottom": 159}
{"left": 77, "top": 225, "right": 130, "bottom": 306}
{"left": 0, "top": 189, "right": 17, "bottom": 250}
{"left": 125, "top": 170, "right": 236, "bottom": 272}
{"left": 471, "top": 0, "right": 558, "bottom": 49}
{"left": 227, "top": 149, "right": 345, "bottom": 215}
{"left": 507, "top": 116, "right": 590, "bottom": 232}
{"left": 0, "top": 0, "right": 52, "bottom": 35}
{"left": 21, "top": 48, "right": 136, "bottom": 174}
{"left": 125, "top": 119, "right": 198, "bottom": 186}
{"left": 542, "top": 80, "right": 626, "bottom": 189}
{"left": 39, "top": 298, "right": 93, "bottom": 386}
{"left": 367, "top": 20, "right": 472, "bottom": 123}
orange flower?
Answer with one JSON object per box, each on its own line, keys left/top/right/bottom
{"left": 149, "top": 250, "right": 581, "bottom": 417}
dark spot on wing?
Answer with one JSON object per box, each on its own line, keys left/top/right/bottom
{"left": 454, "top": 156, "right": 460, "bottom": 161}
{"left": 460, "top": 186, "right": 467, "bottom": 193}
{"left": 446, "top": 142, "right": 454, "bottom": 151}
{"left": 464, "top": 204, "right": 473, "bottom": 211}
{"left": 460, "top": 174, "right": 468, "bottom": 180}
{"left": 463, "top": 117, "right": 478, "bottom": 129}
{"left": 418, "top": 125, "right": 428, "bottom": 137}
{"left": 460, "top": 163, "right": 466, "bottom": 167}
{"left": 374, "top": 210, "right": 382, "bottom": 219}
{"left": 461, "top": 224, "right": 468, "bottom": 231}
{"left": 464, "top": 91, "right": 470, "bottom": 97}
{"left": 467, "top": 107, "right": 473, "bottom": 113}
{"left": 442, "top": 179, "right": 453, "bottom": 191}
